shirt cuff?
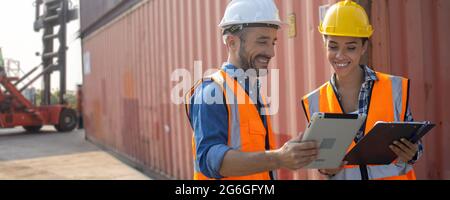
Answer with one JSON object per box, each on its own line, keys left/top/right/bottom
{"left": 205, "top": 144, "right": 232, "bottom": 179}
{"left": 408, "top": 151, "right": 421, "bottom": 165}
{"left": 407, "top": 142, "right": 423, "bottom": 165}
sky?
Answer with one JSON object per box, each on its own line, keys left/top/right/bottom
{"left": 0, "top": 0, "right": 82, "bottom": 92}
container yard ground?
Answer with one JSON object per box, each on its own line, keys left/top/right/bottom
{"left": 0, "top": 127, "right": 150, "bottom": 180}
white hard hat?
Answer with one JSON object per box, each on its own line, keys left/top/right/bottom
{"left": 219, "top": 0, "right": 284, "bottom": 29}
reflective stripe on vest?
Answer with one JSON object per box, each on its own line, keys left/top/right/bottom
{"left": 186, "top": 70, "right": 276, "bottom": 180}
{"left": 331, "top": 162, "right": 415, "bottom": 180}
{"left": 301, "top": 71, "right": 416, "bottom": 180}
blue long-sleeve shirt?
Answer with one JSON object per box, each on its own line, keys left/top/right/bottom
{"left": 188, "top": 63, "right": 267, "bottom": 179}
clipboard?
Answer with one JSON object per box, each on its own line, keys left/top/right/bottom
{"left": 301, "top": 112, "right": 366, "bottom": 169}
{"left": 344, "top": 121, "right": 435, "bottom": 165}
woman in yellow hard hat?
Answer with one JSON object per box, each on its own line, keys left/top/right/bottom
{"left": 301, "top": 0, "right": 422, "bottom": 180}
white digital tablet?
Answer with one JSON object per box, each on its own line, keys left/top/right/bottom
{"left": 301, "top": 112, "right": 367, "bottom": 169}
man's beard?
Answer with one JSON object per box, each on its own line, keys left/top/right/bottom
{"left": 238, "top": 46, "right": 270, "bottom": 77}
{"left": 238, "top": 45, "right": 253, "bottom": 71}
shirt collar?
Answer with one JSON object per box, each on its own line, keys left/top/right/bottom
{"left": 221, "top": 63, "right": 261, "bottom": 89}
{"left": 363, "top": 65, "right": 378, "bottom": 82}
{"left": 331, "top": 65, "right": 378, "bottom": 87}
{"left": 221, "top": 63, "right": 247, "bottom": 79}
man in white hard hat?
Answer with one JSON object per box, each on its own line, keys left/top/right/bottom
{"left": 185, "top": 0, "right": 318, "bottom": 180}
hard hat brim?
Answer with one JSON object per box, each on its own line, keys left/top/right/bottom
{"left": 318, "top": 26, "right": 374, "bottom": 38}
{"left": 219, "top": 20, "right": 287, "bottom": 29}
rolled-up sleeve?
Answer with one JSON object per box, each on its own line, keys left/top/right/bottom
{"left": 190, "top": 81, "right": 231, "bottom": 179}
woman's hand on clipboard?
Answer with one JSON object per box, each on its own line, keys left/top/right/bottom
{"left": 389, "top": 138, "right": 419, "bottom": 163}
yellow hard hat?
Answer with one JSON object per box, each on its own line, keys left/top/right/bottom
{"left": 319, "top": 0, "right": 373, "bottom": 38}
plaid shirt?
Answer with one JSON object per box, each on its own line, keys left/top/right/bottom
{"left": 330, "top": 65, "right": 423, "bottom": 164}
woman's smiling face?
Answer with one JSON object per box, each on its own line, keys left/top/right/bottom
{"left": 324, "top": 35, "right": 368, "bottom": 79}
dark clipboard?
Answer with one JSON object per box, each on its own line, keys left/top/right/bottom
{"left": 344, "top": 121, "right": 435, "bottom": 165}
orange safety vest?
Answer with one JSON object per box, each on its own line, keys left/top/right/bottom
{"left": 302, "top": 71, "right": 416, "bottom": 180}
{"left": 185, "top": 70, "right": 276, "bottom": 180}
